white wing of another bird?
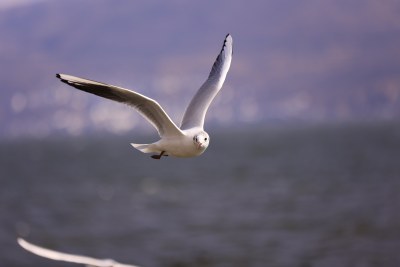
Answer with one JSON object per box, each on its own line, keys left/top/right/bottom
{"left": 17, "top": 238, "right": 140, "bottom": 267}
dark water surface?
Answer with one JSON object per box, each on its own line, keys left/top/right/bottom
{"left": 1, "top": 122, "right": 400, "bottom": 267}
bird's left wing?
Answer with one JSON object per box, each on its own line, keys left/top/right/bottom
{"left": 18, "top": 238, "right": 139, "bottom": 267}
{"left": 180, "top": 34, "right": 233, "bottom": 130}
{"left": 56, "top": 74, "right": 184, "bottom": 138}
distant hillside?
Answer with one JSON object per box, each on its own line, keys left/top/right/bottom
{"left": 1, "top": 0, "right": 400, "bottom": 137}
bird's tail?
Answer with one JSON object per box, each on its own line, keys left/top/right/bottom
{"left": 130, "top": 143, "right": 158, "bottom": 154}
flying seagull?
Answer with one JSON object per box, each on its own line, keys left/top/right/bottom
{"left": 57, "top": 34, "right": 233, "bottom": 159}
{"left": 18, "top": 238, "right": 139, "bottom": 267}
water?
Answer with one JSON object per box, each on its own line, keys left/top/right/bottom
{"left": 1, "top": 122, "right": 400, "bottom": 267}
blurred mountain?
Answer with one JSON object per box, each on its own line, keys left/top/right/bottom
{"left": 1, "top": 0, "right": 400, "bottom": 138}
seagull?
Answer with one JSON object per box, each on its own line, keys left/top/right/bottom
{"left": 56, "top": 34, "right": 233, "bottom": 159}
{"left": 18, "top": 238, "right": 139, "bottom": 267}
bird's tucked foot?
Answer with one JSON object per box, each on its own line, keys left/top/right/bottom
{"left": 151, "top": 151, "right": 166, "bottom": 159}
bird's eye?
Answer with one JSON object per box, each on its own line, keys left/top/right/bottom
{"left": 205, "top": 137, "right": 208, "bottom": 141}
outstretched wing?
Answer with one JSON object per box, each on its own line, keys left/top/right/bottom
{"left": 180, "top": 34, "right": 233, "bottom": 130}
{"left": 56, "top": 74, "right": 184, "bottom": 138}
{"left": 18, "top": 238, "right": 138, "bottom": 267}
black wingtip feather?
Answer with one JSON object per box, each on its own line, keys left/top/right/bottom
{"left": 224, "top": 34, "right": 230, "bottom": 46}
{"left": 56, "top": 73, "right": 70, "bottom": 85}
{"left": 222, "top": 33, "right": 232, "bottom": 55}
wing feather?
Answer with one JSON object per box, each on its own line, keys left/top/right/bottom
{"left": 56, "top": 74, "right": 183, "bottom": 137}
{"left": 18, "top": 238, "right": 138, "bottom": 267}
{"left": 180, "top": 34, "right": 233, "bottom": 130}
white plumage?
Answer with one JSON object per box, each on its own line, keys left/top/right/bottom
{"left": 18, "top": 238, "right": 138, "bottom": 267}
{"left": 56, "top": 34, "right": 233, "bottom": 159}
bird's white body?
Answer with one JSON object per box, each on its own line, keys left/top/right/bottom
{"left": 56, "top": 34, "right": 232, "bottom": 159}
{"left": 132, "top": 127, "right": 208, "bottom": 157}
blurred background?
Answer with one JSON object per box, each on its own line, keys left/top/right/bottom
{"left": 1, "top": 0, "right": 400, "bottom": 266}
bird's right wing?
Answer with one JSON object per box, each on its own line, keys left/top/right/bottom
{"left": 18, "top": 238, "right": 139, "bottom": 267}
{"left": 56, "top": 74, "right": 184, "bottom": 138}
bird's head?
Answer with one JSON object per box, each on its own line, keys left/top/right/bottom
{"left": 193, "top": 131, "right": 210, "bottom": 151}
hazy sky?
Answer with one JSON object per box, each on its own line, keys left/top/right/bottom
{"left": 1, "top": 0, "right": 400, "bottom": 138}
{"left": 0, "top": 0, "right": 45, "bottom": 10}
